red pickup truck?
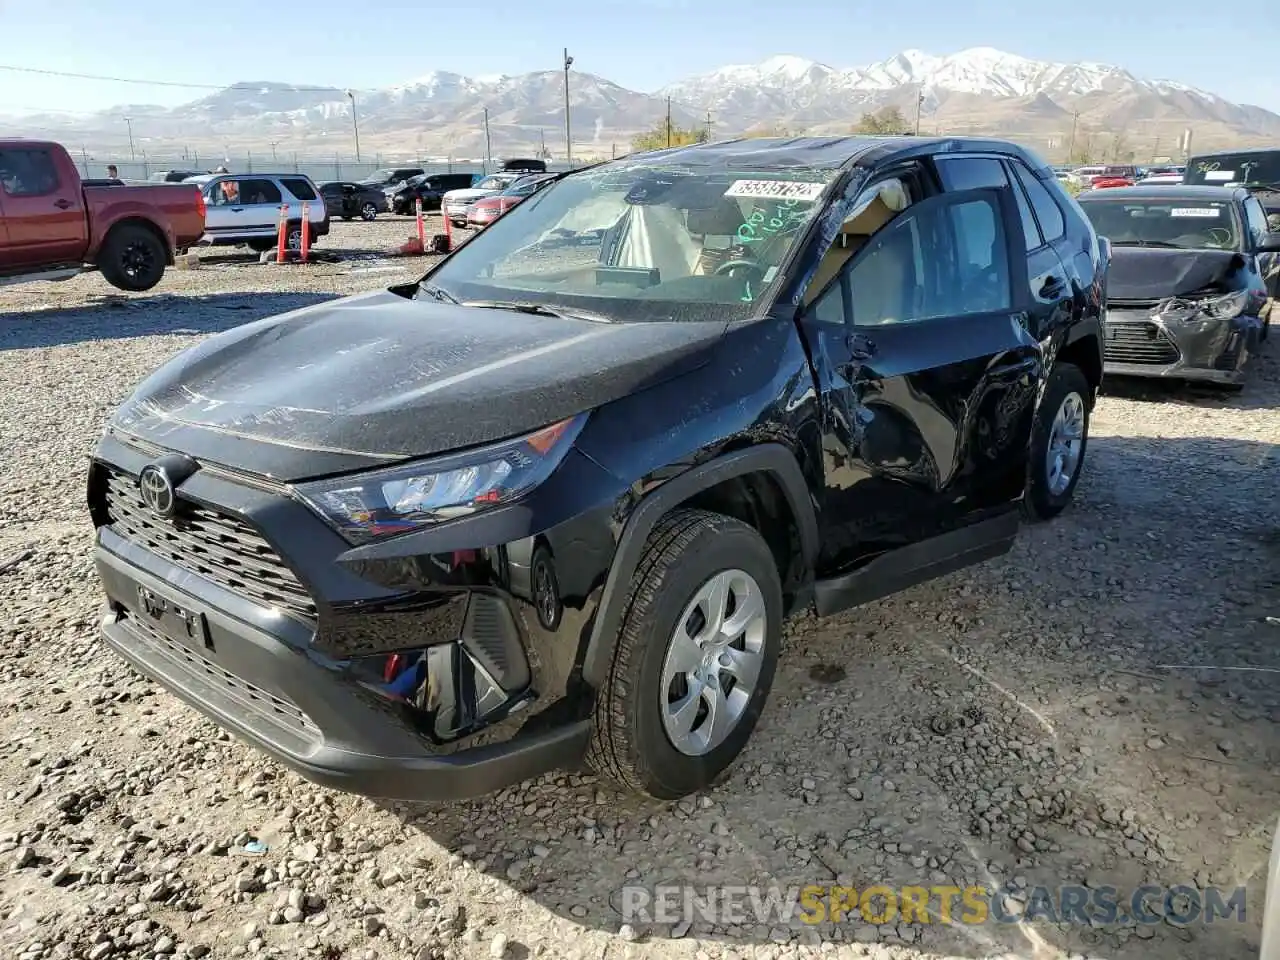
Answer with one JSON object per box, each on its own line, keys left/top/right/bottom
{"left": 0, "top": 140, "right": 206, "bottom": 292}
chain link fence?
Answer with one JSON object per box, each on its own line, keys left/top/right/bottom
{"left": 78, "top": 152, "right": 591, "bottom": 183}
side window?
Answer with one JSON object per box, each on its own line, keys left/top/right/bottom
{"left": 1243, "top": 198, "right": 1269, "bottom": 245}
{"left": 935, "top": 157, "right": 1008, "bottom": 191}
{"left": 238, "top": 179, "right": 283, "bottom": 205}
{"left": 848, "top": 194, "right": 1011, "bottom": 326}
{"left": 1010, "top": 161, "right": 1066, "bottom": 242}
{"left": 282, "top": 178, "right": 317, "bottom": 201}
{"left": 1005, "top": 165, "right": 1042, "bottom": 252}
{"left": 0, "top": 149, "right": 60, "bottom": 198}
{"left": 809, "top": 276, "right": 846, "bottom": 328}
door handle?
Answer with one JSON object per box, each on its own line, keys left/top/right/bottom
{"left": 1039, "top": 275, "right": 1066, "bottom": 298}
{"left": 846, "top": 332, "right": 876, "bottom": 360}
{"left": 53, "top": 198, "right": 73, "bottom": 209}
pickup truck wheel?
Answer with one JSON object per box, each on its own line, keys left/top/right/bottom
{"left": 99, "top": 224, "right": 166, "bottom": 292}
{"left": 586, "top": 509, "right": 782, "bottom": 800}
{"left": 1023, "top": 362, "right": 1091, "bottom": 521}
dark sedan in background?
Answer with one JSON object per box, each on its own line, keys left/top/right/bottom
{"left": 318, "top": 182, "right": 390, "bottom": 220}
{"left": 388, "top": 173, "right": 478, "bottom": 215}
{"left": 1078, "top": 185, "right": 1280, "bottom": 389}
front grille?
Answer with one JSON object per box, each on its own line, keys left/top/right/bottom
{"left": 1108, "top": 298, "right": 1161, "bottom": 312}
{"left": 122, "top": 614, "right": 319, "bottom": 752}
{"left": 102, "top": 468, "right": 317, "bottom": 624}
{"left": 1104, "top": 322, "right": 1180, "bottom": 365}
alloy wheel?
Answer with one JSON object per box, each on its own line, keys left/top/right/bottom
{"left": 1045, "top": 390, "right": 1085, "bottom": 496}
{"left": 659, "top": 569, "right": 767, "bottom": 756}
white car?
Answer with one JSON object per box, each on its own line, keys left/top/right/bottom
{"left": 441, "top": 173, "right": 526, "bottom": 227}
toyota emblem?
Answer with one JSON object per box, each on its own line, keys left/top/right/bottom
{"left": 138, "top": 465, "right": 177, "bottom": 518}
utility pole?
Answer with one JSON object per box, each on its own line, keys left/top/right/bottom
{"left": 539, "top": 128, "right": 547, "bottom": 159}
{"left": 270, "top": 141, "right": 279, "bottom": 162}
{"left": 1067, "top": 111, "right": 1080, "bottom": 162}
{"left": 483, "top": 107, "right": 492, "bottom": 173}
{"left": 914, "top": 88, "right": 924, "bottom": 136}
{"left": 705, "top": 110, "right": 713, "bottom": 141}
{"left": 124, "top": 117, "right": 135, "bottom": 160}
{"left": 666, "top": 97, "right": 673, "bottom": 148}
{"left": 1151, "top": 134, "right": 1161, "bottom": 163}
{"left": 345, "top": 90, "right": 362, "bottom": 162}
{"left": 563, "top": 49, "right": 574, "bottom": 166}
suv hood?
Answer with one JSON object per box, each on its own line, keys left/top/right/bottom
{"left": 1106, "top": 247, "right": 1244, "bottom": 301}
{"left": 112, "top": 289, "right": 726, "bottom": 481}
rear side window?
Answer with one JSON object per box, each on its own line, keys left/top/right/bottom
{"left": 1010, "top": 162, "right": 1066, "bottom": 243}
{"left": 238, "top": 179, "right": 283, "bottom": 204}
{"left": 282, "top": 178, "right": 317, "bottom": 201}
{"left": 0, "top": 149, "right": 60, "bottom": 198}
{"left": 935, "top": 157, "right": 1008, "bottom": 191}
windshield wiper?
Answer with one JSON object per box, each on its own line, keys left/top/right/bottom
{"left": 1241, "top": 181, "right": 1280, "bottom": 193}
{"left": 461, "top": 299, "right": 614, "bottom": 323}
{"left": 1111, "top": 240, "right": 1182, "bottom": 248}
{"left": 417, "top": 283, "right": 459, "bottom": 304}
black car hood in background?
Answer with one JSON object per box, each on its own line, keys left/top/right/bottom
{"left": 1106, "top": 247, "right": 1244, "bottom": 301}
{"left": 114, "top": 290, "right": 726, "bottom": 481}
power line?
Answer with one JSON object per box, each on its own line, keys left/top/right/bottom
{"left": 0, "top": 63, "right": 343, "bottom": 93}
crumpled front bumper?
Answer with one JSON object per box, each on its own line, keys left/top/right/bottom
{"left": 1103, "top": 307, "right": 1263, "bottom": 384}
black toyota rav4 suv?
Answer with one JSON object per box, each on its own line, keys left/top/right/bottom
{"left": 89, "top": 137, "right": 1106, "bottom": 802}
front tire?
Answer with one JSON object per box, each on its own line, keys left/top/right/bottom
{"left": 99, "top": 224, "right": 167, "bottom": 292}
{"left": 1023, "top": 362, "right": 1091, "bottom": 521}
{"left": 586, "top": 509, "right": 783, "bottom": 800}
{"left": 361, "top": 203, "right": 378, "bottom": 221}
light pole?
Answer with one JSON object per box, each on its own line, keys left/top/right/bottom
{"left": 270, "top": 141, "right": 279, "bottom": 162}
{"left": 914, "top": 88, "right": 924, "bottom": 136}
{"left": 483, "top": 107, "right": 492, "bottom": 174}
{"left": 563, "top": 49, "right": 573, "bottom": 166}
{"left": 345, "top": 89, "right": 362, "bottom": 162}
{"left": 124, "top": 117, "right": 135, "bottom": 160}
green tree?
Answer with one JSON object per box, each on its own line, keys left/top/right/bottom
{"left": 854, "top": 107, "right": 910, "bottom": 135}
{"left": 631, "top": 122, "right": 708, "bottom": 152}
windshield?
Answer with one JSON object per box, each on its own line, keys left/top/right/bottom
{"left": 364, "top": 169, "right": 397, "bottom": 182}
{"left": 474, "top": 176, "right": 512, "bottom": 190}
{"left": 1079, "top": 198, "right": 1241, "bottom": 250}
{"left": 1185, "top": 153, "right": 1280, "bottom": 190}
{"left": 423, "top": 159, "right": 836, "bottom": 322}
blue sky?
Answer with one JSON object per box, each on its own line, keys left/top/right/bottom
{"left": 3, "top": 0, "right": 1278, "bottom": 114}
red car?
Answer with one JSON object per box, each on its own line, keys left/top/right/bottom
{"left": 1090, "top": 176, "right": 1134, "bottom": 189}
{"left": 465, "top": 173, "right": 556, "bottom": 228}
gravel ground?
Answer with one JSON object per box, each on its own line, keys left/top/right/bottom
{"left": 2, "top": 216, "right": 1279, "bottom": 960}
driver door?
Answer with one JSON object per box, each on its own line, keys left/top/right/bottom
{"left": 800, "top": 187, "right": 1042, "bottom": 609}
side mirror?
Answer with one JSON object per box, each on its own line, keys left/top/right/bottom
{"left": 1258, "top": 232, "right": 1280, "bottom": 254}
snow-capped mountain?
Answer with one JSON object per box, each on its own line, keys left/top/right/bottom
{"left": 7, "top": 47, "right": 1278, "bottom": 157}
{"left": 658, "top": 46, "right": 1261, "bottom": 128}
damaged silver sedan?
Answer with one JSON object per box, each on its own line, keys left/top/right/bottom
{"left": 1077, "top": 185, "right": 1280, "bottom": 390}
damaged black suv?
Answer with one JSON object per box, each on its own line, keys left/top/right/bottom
{"left": 89, "top": 137, "right": 1106, "bottom": 802}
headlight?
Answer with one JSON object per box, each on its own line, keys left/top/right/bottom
{"left": 1154, "top": 290, "right": 1249, "bottom": 322}
{"left": 296, "top": 415, "right": 587, "bottom": 544}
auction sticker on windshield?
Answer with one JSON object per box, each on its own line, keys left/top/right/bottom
{"left": 1170, "top": 208, "right": 1223, "bottom": 218}
{"left": 725, "top": 180, "right": 827, "bottom": 202}
{"left": 1203, "top": 171, "right": 1236, "bottom": 181}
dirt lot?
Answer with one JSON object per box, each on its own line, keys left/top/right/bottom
{"left": 2, "top": 215, "right": 1279, "bottom": 960}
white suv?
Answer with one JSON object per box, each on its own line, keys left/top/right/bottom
{"left": 191, "top": 173, "right": 330, "bottom": 251}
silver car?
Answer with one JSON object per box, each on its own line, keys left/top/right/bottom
{"left": 195, "top": 173, "right": 330, "bottom": 251}
{"left": 441, "top": 173, "right": 526, "bottom": 227}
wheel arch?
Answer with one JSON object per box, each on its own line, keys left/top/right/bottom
{"left": 1058, "top": 319, "right": 1103, "bottom": 405}
{"left": 580, "top": 444, "right": 819, "bottom": 690}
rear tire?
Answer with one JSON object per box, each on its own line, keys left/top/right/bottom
{"left": 586, "top": 509, "right": 783, "bottom": 800}
{"left": 99, "top": 224, "right": 167, "bottom": 292}
{"left": 1023, "top": 362, "right": 1091, "bottom": 521}
{"left": 361, "top": 203, "right": 377, "bottom": 221}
